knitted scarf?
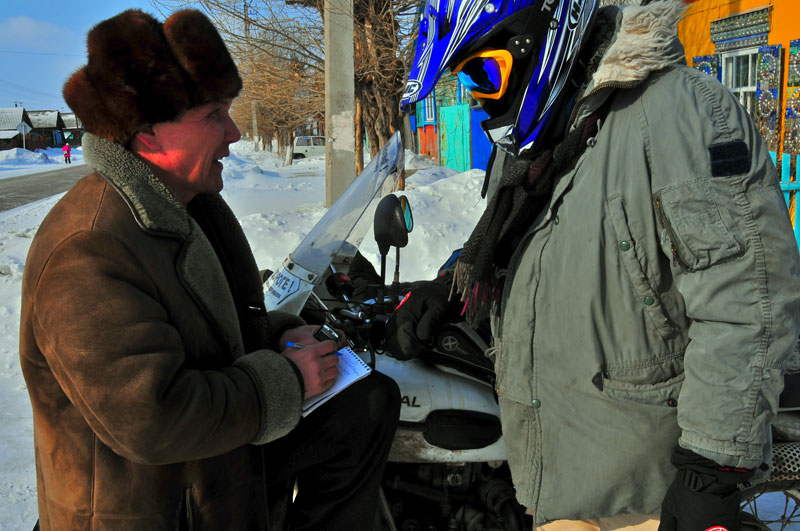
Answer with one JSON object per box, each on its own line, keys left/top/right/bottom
{"left": 453, "top": 13, "right": 617, "bottom": 327}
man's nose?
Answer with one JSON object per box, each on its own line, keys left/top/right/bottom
{"left": 225, "top": 115, "right": 241, "bottom": 143}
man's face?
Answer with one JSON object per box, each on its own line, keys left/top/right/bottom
{"left": 150, "top": 100, "right": 241, "bottom": 200}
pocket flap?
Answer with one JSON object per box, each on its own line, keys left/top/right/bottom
{"left": 656, "top": 178, "right": 743, "bottom": 270}
{"left": 601, "top": 373, "right": 685, "bottom": 406}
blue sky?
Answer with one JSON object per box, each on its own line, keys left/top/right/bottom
{"left": 0, "top": 1, "right": 167, "bottom": 112}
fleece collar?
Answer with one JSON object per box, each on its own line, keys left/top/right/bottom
{"left": 83, "top": 132, "right": 245, "bottom": 358}
{"left": 83, "top": 133, "right": 189, "bottom": 236}
{"left": 591, "top": 0, "right": 688, "bottom": 89}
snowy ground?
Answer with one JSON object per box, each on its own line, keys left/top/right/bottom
{"left": 0, "top": 142, "right": 792, "bottom": 529}
{"left": 0, "top": 146, "right": 85, "bottom": 180}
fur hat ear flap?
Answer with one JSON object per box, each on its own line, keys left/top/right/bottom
{"left": 63, "top": 9, "right": 241, "bottom": 145}
{"left": 62, "top": 68, "right": 127, "bottom": 144}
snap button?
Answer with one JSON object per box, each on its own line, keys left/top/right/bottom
{"left": 586, "top": 137, "right": 597, "bottom": 148}
{"left": 531, "top": 399, "right": 541, "bottom": 409}
{"left": 667, "top": 398, "right": 678, "bottom": 407}
{"left": 643, "top": 296, "right": 655, "bottom": 306}
{"left": 619, "top": 241, "right": 631, "bottom": 252}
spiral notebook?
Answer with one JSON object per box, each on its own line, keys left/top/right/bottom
{"left": 301, "top": 347, "right": 372, "bottom": 416}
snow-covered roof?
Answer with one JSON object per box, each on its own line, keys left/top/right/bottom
{"left": 0, "top": 108, "right": 28, "bottom": 130}
{"left": 61, "top": 112, "right": 82, "bottom": 129}
{"left": 0, "top": 130, "right": 20, "bottom": 140}
{"left": 28, "top": 110, "right": 63, "bottom": 129}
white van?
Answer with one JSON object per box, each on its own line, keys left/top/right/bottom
{"left": 292, "top": 136, "right": 326, "bottom": 159}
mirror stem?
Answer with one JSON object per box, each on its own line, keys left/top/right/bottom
{"left": 379, "top": 253, "right": 387, "bottom": 310}
{"left": 393, "top": 247, "right": 400, "bottom": 284}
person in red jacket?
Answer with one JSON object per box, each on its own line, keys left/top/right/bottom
{"left": 61, "top": 142, "right": 71, "bottom": 164}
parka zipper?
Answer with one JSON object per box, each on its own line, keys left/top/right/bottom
{"left": 653, "top": 193, "right": 690, "bottom": 270}
{"left": 566, "top": 80, "right": 641, "bottom": 132}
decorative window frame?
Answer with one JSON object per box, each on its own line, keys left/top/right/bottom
{"left": 710, "top": 6, "right": 771, "bottom": 53}
{"left": 424, "top": 94, "right": 436, "bottom": 122}
{"left": 719, "top": 47, "right": 760, "bottom": 118}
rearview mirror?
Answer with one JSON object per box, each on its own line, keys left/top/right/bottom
{"left": 373, "top": 194, "right": 413, "bottom": 256}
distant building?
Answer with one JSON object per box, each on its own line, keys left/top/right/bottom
{"left": 28, "top": 110, "right": 66, "bottom": 150}
{"left": 0, "top": 107, "right": 34, "bottom": 150}
{"left": 61, "top": 112, "right": 84, "bottom": 147}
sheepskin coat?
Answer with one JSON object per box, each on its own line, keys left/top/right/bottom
{"left": 491, "top": 1, "right": 800, "bottom": 523}
{"left": 20, "top": 133, "right": 304, "bottom": 530}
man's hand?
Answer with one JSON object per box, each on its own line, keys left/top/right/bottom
{"left": 281, "top": 340, "right": 340, "bottom": 399}
{"left": 385, "top": 280, "right": 461, "bottom": 360}
{"left": 658, "top": 447, "right": 753, "bottom": 531}
{"left": 279, "top": 324, "right": 346, "bottom": 351}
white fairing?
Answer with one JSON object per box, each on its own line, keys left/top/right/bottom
{"left": 376, "top": 354, "right": 507, "bottom": 463}
{"left": 263, "top": 260, "right": 316, "bottom": 316}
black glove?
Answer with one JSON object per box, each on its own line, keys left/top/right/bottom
{"left": 385, "top": 280, "right": 462, "bottom": 360}
{"left": 658, "top": 447, "right": 754, "bottom": 531}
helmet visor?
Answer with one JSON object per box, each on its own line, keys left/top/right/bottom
{"left": 453, "top": 49, "right": 513, "bottom": 101}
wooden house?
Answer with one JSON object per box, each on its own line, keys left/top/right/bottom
{"left": 413, "top": 75, "right": 493, "bottom": 172}
{"left": 0, "top": 107, "right": 34, "bottom": 150}
{"left": 61, "top": 112, "right": 84, "bottom": 146}
{"left": 28, "top": 110, "right": 66, "bottom": 150}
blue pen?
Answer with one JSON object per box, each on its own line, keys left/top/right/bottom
{"left": 286, "top": 341, "right": 341, "bottom": 356}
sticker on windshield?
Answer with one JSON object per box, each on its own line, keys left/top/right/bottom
{"left": 266, "top": 269, "right": 301, "bottom": 304}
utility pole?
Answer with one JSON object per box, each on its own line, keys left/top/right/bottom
{"left": 244, "top": 3, "right": 260, "bottom": 151}
{"left": 324, "top": 0, "right": 355, "bottom": 206}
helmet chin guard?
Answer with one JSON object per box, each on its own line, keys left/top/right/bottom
{"left": 402, "top": 0, "right": 598, "bottom": 155}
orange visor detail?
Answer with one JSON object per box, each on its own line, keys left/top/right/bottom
{"left": 452, "top": 49, "right": 513, "bottom": 101}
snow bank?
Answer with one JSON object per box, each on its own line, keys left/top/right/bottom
{"left": 0, "top": 148, "right": 50, "bottom": 164}
{"left": 0, "top": 146, "right": 85, "bottom": 180}
{"left": 405, "top": 149, "right": 438, "bottom": 170}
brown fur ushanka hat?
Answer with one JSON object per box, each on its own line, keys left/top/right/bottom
{"left": 63, "top": 9, "right": 242, "bottom": 145}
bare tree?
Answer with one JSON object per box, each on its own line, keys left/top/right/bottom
{"left": 352, "top": 0, "right": 417, "bottom": 171}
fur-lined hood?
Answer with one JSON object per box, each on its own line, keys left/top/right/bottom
{"left": 592, "top": 0, "right": 688, "bottom": 89}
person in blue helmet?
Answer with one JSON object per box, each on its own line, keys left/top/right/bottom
{"left": 388, "top": 0, "right": 800, "bottom": 529}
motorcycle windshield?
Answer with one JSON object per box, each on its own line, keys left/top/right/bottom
{"left": 265, "top": 132, "right": 403, "bottom": 313}
{"left": 293, "top": 132, "right": 403, "bottom": 275}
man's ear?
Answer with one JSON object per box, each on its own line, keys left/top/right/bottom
{"left": 131, "top": 126, "right": 161, "bottom": 153}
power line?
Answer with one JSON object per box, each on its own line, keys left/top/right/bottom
{"left": 0, "top": 49, "right": 82, "bottom": 57}
{"left": 0, "top": 78, "right": 61, "bottom": 99}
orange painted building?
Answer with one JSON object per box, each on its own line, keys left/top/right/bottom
{"left": 678, "top": 0, "right": 800, "bottom": 240}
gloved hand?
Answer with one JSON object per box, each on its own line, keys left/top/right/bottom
{"left": 658, "top": 447, "right": 753, "bottom": 531}
{"left": 385, "top": 280, "right": 462, "bottom": 360}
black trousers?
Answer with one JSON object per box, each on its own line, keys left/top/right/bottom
{"left": 263, "top": 371, "right": 400, "bottom": 531}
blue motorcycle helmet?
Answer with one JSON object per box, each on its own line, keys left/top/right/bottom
{"left": 401, "top": 0, "right": 599, "bottom": 154}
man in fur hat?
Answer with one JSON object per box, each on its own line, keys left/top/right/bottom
{"left": 19, "top": 9, "right": 399, "bottom": 530}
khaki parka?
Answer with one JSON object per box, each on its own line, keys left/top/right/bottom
{"left": 20, "top": 133, "right": 305, "bottom": 530}
{"left": 491, "top": 1, "right": 800, "bottom": 524}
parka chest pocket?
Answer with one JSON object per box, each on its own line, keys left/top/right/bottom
{"left": 653, "top": 178, "right": 744, "bottom": 271}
